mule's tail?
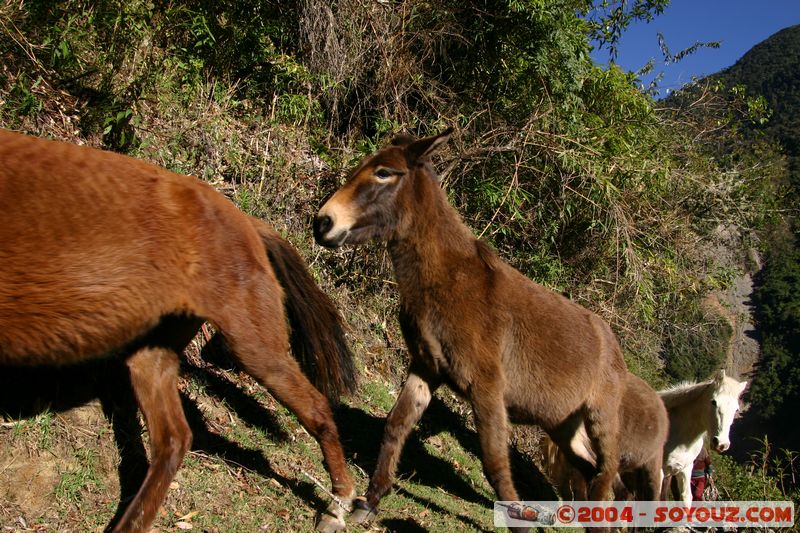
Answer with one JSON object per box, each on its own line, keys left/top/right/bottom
{"left": 252, "top": 219, "right": 357, "bottom": 403}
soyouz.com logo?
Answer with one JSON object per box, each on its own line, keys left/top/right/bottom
{"left": 494, "top": 501, "right": 795, "bottom": 528}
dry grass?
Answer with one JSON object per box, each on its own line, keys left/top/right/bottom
{"left": 0, "top": 325, "right": 555, "bottom": 532}
{"left": 1, "top": 3, "right": 779, "bottom": 530}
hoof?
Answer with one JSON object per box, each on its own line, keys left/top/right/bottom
{"left": 316, "top": 512, "right": 346, "bottom": 533}
{"left": 315, "top": 490, "right": 354, "bottom": 533}
{"left": 351, "top": 497, "right": 378, "bottom": 525}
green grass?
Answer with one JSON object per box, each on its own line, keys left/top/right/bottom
{"left": 10, "top": 410, "right": 55, "bottom": 448}
{"left": 55, "top": 448, "right": 104, "bottom": 505}
{"left": 360, "top": 380, "right": 397, "bottom": 414}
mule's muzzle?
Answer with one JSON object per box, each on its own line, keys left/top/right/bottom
{"left": 313, "top": 214, "right": 345, "bottom": 248}
{"left": 711, "top": 436, "right": 730, "bottom": 452}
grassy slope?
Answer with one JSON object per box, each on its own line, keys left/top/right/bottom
{"left": 1, "top": 4, "right": 794, "bottom": 531}
{"left": 0, "top": 331, "right": 554, "bottom": 532}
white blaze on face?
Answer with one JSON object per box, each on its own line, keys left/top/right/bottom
{"left": 316, "top": 189, "right": 360, "bottom": 247}
{"left": 709, "top": 374, "right": 748, "bottom": 453}
{"left": 710, "top": 395, "right": 736, "bottom": 451}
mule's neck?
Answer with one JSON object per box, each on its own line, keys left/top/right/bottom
{"left": 662, "top": 381, "right": 713, "bottom": 443}
{"left": 387, "top": 177, "right": 477, "bottom": 300}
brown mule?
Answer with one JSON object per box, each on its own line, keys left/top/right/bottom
{"left": 314, "top": 129, "right": 627, "bottom": 524}
{"left": 0, "top": 129, "right": 356, "bottom": 532}
{"left": 547, "top": 372, "right": 668, "bottom": 501}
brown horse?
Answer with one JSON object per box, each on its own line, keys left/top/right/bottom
{"left": 0, "top": 129, "right": 356, "bottom": 532}
{"left": 547, "top": 372, "right": 668, "bottom": 501}
{"left": 314, "top": 129, "right": 627, "bottom": 523}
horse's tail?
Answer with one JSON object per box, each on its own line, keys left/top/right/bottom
{"left": 251, "top": 219, "right": 357, "bottom": 403}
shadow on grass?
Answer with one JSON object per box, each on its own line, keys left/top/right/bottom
{"left": 0, "top": 337, "right": 326, "bottom": 531}
{"left": 379, "top": 517, "right": 432, "bottom": 533}
{"left": 334, "top": 394, "right": 557, "bottom": 531}
{"left": 0, "top": 334, "right": 556, "bottom": 533}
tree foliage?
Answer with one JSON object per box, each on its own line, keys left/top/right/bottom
{"left": 0, "top": 0, "right": 785, "bottom": 386}
{"left": 713, "top": 24, "right": 800, "bottom": 190}
{"left": 750, "top": 227, "right": 800, "bottom": 426}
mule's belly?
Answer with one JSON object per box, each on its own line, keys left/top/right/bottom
{"left": 0, "top": 289, "right": 168, "bottom": 366}
{"left": 503, "top": 357, "right": 598, "bottom": 431}
{"left": 0, "top": 249, "right": 191, "bottom": 365}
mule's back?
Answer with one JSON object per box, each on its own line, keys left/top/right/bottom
{"left": 0, "top": 130, "right": 268, "bottom": 365}
{"left": 492, "top": 261, "right": 626, "bottom": 428}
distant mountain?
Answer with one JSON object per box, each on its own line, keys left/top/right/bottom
{"left": 709, "top": 25, "right": 800, "bottom": 453}
{"left": 664, "top": 25, "right": 800, "bottom": 454}
{"left": 716, "top": 24, "right": 800, "bottom": 184}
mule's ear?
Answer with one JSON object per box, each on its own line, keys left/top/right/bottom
{"left": 405, "top": 127, "right": 453, "bottom": 165}
{"left": 737, "top": 380, "right": 748, "bottom": 394}
{"left": 391, "top": 133, "right": 416, "bottom": 146}
{"left": 714, "top": 369, "right": 727, "bottom": 383}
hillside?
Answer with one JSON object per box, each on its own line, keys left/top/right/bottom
{"left": 716, "top": 24, "right": 800, "bottom": 187}
{"left": 0, "top": 1, "right": 793, "bottom": 531}
{"left": 696, "top": 24, "right": 800, "bottom": 453}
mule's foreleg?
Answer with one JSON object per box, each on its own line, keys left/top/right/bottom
{"left": 660, "top": 470, "right": 673, "bottom": 501}
{"left": 472, "top": 383, "right": 537, "bottom": 533}
{"left": 114, "top": 347, "right": 192, "bottom": 533}
{"left": 355, "top": 368, "right": 438, "bottom": 523}
{"left": 675, "top": 465, "right": 692, "bottom": 507}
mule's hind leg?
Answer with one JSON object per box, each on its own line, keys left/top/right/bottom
{"left": 222, "top": 319, "right": 354, "bottom": 532}
{"left": 114, "top": 346, "right": 192, "bottom": 533}
{"left": 583, "top": 402, "right": 621, "bottom": 501}
{"left": 354, "top": 364, "right": 439, "bottom": 524}
{"left": 551, "top": 415, "right": 599, "bottom": 500}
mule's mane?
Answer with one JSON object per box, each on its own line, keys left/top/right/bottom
{"left": 660, "top": 373, "right": 745, "bottom": 409}
{"left": 659, "top": 379, "right": 713, "bottom": 409}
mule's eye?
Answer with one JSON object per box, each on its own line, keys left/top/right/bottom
{"left": 374, "top": 167, "right": 399, "bottom": 180}
{"left": 711, "top": 399, "right": 717, "bottom": 406}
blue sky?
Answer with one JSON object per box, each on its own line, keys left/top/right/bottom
{"left": 591, "top": 0, "right": 800, "bottom": 97}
